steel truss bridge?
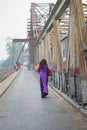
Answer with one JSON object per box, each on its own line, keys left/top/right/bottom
{"left": 11, "top": 0, "right": 87, "bottom": 107}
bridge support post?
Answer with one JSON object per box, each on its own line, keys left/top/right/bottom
{"left": 67, "top": 0, "right": 86, "bottom": 103}
{"left": 44, "top": 32, "right": 51, "bottom": 66}
{"left": 53, "top": 19, "right": 62, "bottom": 71}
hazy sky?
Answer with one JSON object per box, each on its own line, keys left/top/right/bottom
{"left": 0, "top": 0, "right": 57, "bottom": 40}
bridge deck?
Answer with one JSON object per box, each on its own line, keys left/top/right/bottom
{"left": 0, "top": 67, "right": 87, "bottom": 130}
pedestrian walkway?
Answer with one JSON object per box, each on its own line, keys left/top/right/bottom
{"left": 0, "top": 67, "right": 87, "bottom": 130}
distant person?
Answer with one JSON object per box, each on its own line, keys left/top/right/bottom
{"left": 14, "top": 62, "right": 18, "bottom": 71}
{"left": 36, "top": 59, "right": 52, "bottom": 98}
{"left": 14, "top": 64, "right": 16, "bottom": 70}
{"left": 17, "top": 62, "right": 21, "bottom": 69}
{"left": 27, "top": 63, "right": 30, "bottom": 70}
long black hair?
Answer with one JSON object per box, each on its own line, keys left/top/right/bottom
{"left": 40, "top": 59, "right": 47, "bottom": 69}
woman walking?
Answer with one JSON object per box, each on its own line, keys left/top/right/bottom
{"left": 37, "top": 59, "right": 52, "bottom": 98}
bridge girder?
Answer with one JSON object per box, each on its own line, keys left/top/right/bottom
{"left": 13, "top": 38, "right": 36, "bottom": 43}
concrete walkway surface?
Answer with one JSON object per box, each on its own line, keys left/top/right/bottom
{"left": 0, "top": 67, "right": 87, "bottom": 130}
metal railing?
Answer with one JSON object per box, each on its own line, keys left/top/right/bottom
{"left": 49, "top": 69, "right": 87, "bottom": 109}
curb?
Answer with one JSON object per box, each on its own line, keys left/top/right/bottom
{"left": 0, "top": 70, "right": 20, "bottom": 97}
{"left": 49, "top": 82, "right": 87, "bottom": 119}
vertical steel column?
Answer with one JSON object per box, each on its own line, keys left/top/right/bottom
{"left": 53, "top": 20, "right": 62, "bottom": 71}
{"left": 76, "top": 0, "right": 87, "bottom": 47}
{"left": 45, "top": 32, "right": 51, "bottom": 66}
{"left": 69, "top": 0, "right": 85, "bottom": 74}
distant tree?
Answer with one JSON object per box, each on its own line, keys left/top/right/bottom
{"left": 3, "top": 38, "right": 23, "bottom": 67}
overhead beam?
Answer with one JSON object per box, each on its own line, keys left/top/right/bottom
{"left": 13, "top": 38, "right": 36, "bottom": 43}
{"left": 37, "top": 0, "right": 70, "bottom": 43}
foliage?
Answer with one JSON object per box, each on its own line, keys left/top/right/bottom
{"left": 1, "top": 40, "right": 23, "bottom": 68}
